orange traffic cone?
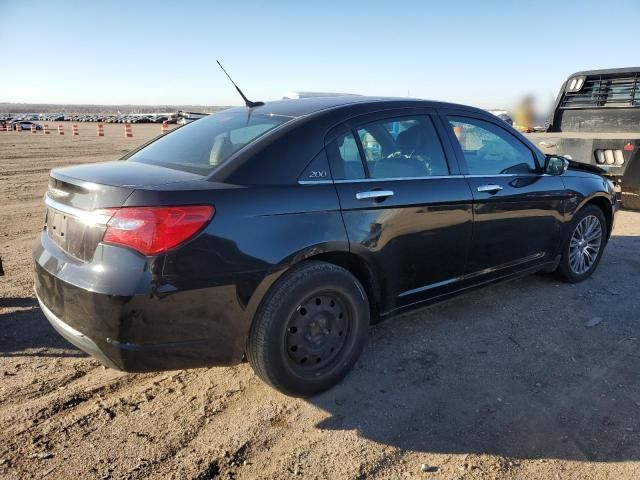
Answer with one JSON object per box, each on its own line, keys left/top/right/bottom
{"left": 58, "top": 125, "right": 64, "bottom": 135}
{"left": 44, "top": 124, "right": 50, "bottom": 134}
{"left": 124, "top": 122, "right": 133, "bottom": 138}
{"left": 72, "top": 124, "right": 79, "bottom": 136}
{"left": 161, "top": 121, "right": 169, "bottom": 134}
{"left": 17, "top": 123, "right": 22, "bottom": 132}
{"left": 31, "top": 124, "right": 37, "bottom": 134}
{"left": 452, "top": 125, "right": 466, "bottom": 148}
{"left": 1, "top": 123, "right": 6, "bottom": 132}
{"left": 97, "top": 123, "right": 104, "bottom": 137}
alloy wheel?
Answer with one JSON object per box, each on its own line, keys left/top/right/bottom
{"left": 569, "top": 215, "right": 602, "bottom": 275}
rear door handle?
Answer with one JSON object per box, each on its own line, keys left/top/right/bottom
{"left": 477, "top": 184, "right": 503, "bottom": 194}
{"left": 355, "top": 190, "right": 394, "bottom": 201}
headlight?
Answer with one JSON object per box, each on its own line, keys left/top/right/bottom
{"left": 566, "top": 76, "right": 587, "bottom": 93}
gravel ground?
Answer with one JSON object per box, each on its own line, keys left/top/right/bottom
{"left": 1, "top": 123, "right": 639, "bottom": 480}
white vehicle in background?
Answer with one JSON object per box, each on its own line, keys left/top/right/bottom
{"left": 177, "top": 111, "right": 209, "bottom": 125}
{"left": 488, "top": 109, "right": 514, "bottom": 126}
{"left": 282, "top": 91, "right": 361, "bottom": 99}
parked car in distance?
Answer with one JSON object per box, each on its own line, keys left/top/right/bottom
{"left": 488, "top": 109, "right": 514, "bottom": 126}
{"left": 34, "top": 97, "right": 618, "bottom": 396}
{"left": 11, "top": 120, "right": 42, "bottom": 130}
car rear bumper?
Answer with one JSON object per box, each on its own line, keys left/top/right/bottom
{"left": 33, "top": 231, "right": 250, "bottom": 371}
{"left": 36, "top": 293, "right": 120, "bottom": 370}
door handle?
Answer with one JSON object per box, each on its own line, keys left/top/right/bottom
{"left": 355, "top": 190, "right": 394, "bottom": 201}
{"left": 477, "top": 184, "right": 503, "bottom": 194}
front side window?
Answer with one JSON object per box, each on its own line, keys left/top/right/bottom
{"left": 357, "top": 116, "right": 449, "bottom": 178}
{"left": 448, "top": 116, "right": 537, "bottom": 175}
{"left": 128, "top": 111, "right": 290, "bottom": 175}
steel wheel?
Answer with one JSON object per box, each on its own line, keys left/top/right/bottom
{"left": 247, "top": 261, "right": 369, "bottom": 396}
{"left": 568, "top": 214, "right": 602, "bottom": 275}
{"left": 284, "top": 293, "right": 351, "bottom": 376}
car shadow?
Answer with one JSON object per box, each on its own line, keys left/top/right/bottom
{"left": 308, "top": 234, "right": 640, "bottom": 462}
{"left": 0, "top": 297, "right": 38, "bottom": 309}
{"left": 0, "top": 299, "right": 87, "bottom": 358}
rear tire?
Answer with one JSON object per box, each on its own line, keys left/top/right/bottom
{"left": 246, "top": 261, "right": 369, "bottom": 396}
{"left": 557, "top": 205, "right": 607, "bottom": 283}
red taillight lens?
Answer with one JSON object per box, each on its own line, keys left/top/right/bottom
{"left": 101, "top": 205, "right": 214, "bottom": 256}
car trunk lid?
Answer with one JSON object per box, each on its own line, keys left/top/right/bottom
{"left": 44, "top": 161, "right": 206, "bottom": 262}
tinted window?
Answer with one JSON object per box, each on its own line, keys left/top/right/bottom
{"left": 128, "top": 111, "right": 290, "bottom": 175}
{"left": 448, "top": 116, "right": 536, "bottom": 175}
{"left": 332, "top": 131, "right": 366, "bottom": 180}
{"left": 357, "top": 116, "right": 449, "bottom": 178}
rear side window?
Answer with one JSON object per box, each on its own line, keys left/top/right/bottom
{"left": 327, "top": 115, "right": 449, "bottom": 180}
{"left": 448, "top": 116, "right": 537, "bottom": 175}
{"left": 128, "top": 111, "right": 290, "bottom": 175}
{"left": 332, "top": 132, "right": 366, "bottom": 180}
{"left": 357, "top": 116, "right": 449, "bottom": 178}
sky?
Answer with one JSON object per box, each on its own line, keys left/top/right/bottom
{"left": 1, "top": 0, "right": 639, "bottom": 110}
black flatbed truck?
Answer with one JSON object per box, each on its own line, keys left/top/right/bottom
{"left": 527, "top": 67, "right": 640, "bottom": 209}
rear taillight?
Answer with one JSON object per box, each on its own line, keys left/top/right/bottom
{"left": 99, "top": 205, "right": 214, "bottom": 256}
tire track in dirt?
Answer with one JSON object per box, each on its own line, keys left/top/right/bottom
{"left": 126, "top": 368, "right": 254, "bottom": 480}
{"left": 2, "top": 367, "right": 145, "bottom": 437}
{"left": 2, "top": 365, "right": 255, "bottom": 479}
{"left": 1, "top": 370, "right": 166, "bottom": 474}
{"left": 141, "top": 372, "right": 360, "bottom": 480}
{"left": 0, "top": 365, "right": 93, "bottom": 407}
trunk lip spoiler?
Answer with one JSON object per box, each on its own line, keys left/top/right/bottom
{"left": 44, "top": 194, "right": 113, "bottom": 226}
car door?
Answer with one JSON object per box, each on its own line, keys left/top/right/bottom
{"left": 440, "top": 110, "right": 566, "bottom": 276}
{"left": 327, "top": 110, "right": 474, "bottom": 312}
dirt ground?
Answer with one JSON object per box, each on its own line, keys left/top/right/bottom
{"left": 1, "top": 122, "right": 639, "bottom": 480}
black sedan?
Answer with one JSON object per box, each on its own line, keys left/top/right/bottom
{"left": 33, "top": 97, "right": 617, "bottom": 396}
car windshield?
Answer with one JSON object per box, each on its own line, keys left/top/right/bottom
{"left": 128, "top": 110, "right": 291, "bottom": 175}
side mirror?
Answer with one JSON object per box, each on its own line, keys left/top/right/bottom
{"left": 544, "top": 155, "right": 569, "bottom": 175}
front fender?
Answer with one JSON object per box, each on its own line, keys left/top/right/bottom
{"left": 561, "top": 174, "right": 616, "bottom": 238}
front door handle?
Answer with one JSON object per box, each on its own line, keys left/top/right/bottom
{"left": 355, "top": 190, "right": 394, "bottom": 201}
{"left": 477, "top": 184, "right": 503, "bottom": 194}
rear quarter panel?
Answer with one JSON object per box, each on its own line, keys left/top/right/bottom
{"left": 126, "top": 182, "right": 348, "bottom": 358}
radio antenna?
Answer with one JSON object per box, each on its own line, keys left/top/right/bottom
{"left": 216, "top": 60, "right": 264, "bottom": 108}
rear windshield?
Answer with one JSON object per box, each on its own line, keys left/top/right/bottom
{"left": 128, "top": 110, "right": 291, "bottom": 175}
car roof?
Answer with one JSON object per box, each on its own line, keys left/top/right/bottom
{"left": 569, "top": 66, "right": 640, "bottom": 77}
{"left": 211, "top": 96, "right": 516, "bottom": 185}
{"left": 222, "top": 96, "right": 489, "bottom": 119}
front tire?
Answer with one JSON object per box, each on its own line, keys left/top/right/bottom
{"left": 246, "top": 261, "right": 369, "bottom": 396}
{"left": 558, "top": 205, "right": 607, "bottom": 283}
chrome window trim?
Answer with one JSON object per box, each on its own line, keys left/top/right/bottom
{"left": 44, "top": 195, "right": 112, "bottom": 226}
{"left": 463, "top": 173, "right": 547, "bottom": 178}
{"left": 298, "top": 180, "right": 334, "bottom": 185}
{"left": 298, "top": 173, "right": 549, "bottom": 185}
{"left": 333, "top": 175, "right": 465, "bottom": 183}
